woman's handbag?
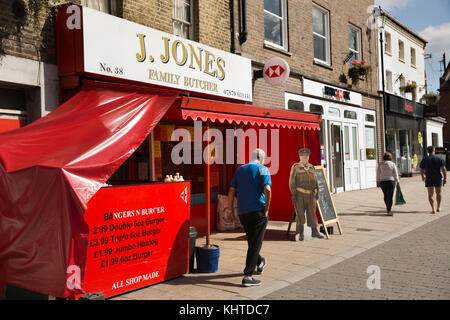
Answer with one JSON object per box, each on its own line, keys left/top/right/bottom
{"left": 395, "top": 183, "right": 406, "bottom": 205}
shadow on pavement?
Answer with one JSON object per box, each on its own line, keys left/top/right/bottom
{"left": 222, "top": 229, "right": 290, "bottom": 242}
{"left": 339, "top": 210, "right": 427, "bottom": 216}
{"left": 166, "top": 272, "right": 244, "bottom": 289}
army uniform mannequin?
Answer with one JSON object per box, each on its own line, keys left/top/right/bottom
{"left": 289, "top": 148, "right": 324, "bottom": 241}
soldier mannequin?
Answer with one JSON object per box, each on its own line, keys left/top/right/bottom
{"left": 289, "top": 148, "right": 324, "bottom": 241}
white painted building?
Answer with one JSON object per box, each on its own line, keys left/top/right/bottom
{"left": 375, "top": 11, "right": 427, "bottom": 101}
{"left": 426, "top": 117, "right": 446, "bottom": 147}
{"left": 374, "top": 10, "right": 445, "bottom": 175}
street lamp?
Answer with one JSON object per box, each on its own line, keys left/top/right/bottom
{"left": 376, "top": 6, "right": 388, "bottom": 152}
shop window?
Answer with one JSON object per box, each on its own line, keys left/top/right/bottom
{"left": 264, "top": 0, "right": 288, "bottom": 50}
{"left": 365, "top": 114, "right": 375, "bottom": 123}
{"left": 344, "top": 110, "right": 357, "bottom": 120}
{"left": 410, "top": 47, "right": 416, "bottom": 67}
{"left": 398, "top": 40, "right": 405, "bottom": 62}
{"left": 352, "top": 127, "right": 358, "bottom": 161}
{"left": 328, "top": 107, "right": 340, "bottom": 117}
{"left": 384, "top": 32, "right": 391, "bottom": 54}
{"left": 287, "top": 100, "right": 304, "bottom": 111}
{"left": 432, "top": 133, "right": 439, "bottom": 147}
{"left": 310, "top": 104, "right": 324, "bottom": 114}
{"left": 365, "top": 126, "right": 376, "bottom": 160}
{"left": 152, "top": 124, "right": 223, "bottom": 199}
{"left": 312, "top": 4, "right": 330, "bottom": 65}
{"left": 0, "top": 88, "right": 26, "bottom": 111}
{"left": 348, "top": 25, "right": 361, "bottom": 66}
{"left": 107, "top": 137, "right": 150, "bottom": 184}
{"left": 173, "top": 0, "right": 194, "bottom": 39}
{"left": 386, "top": 70, "right": 393, "bottom": 92}
{"left": 344, "top": 126, "right": 350, "bottom": 161}
{"left": 81, "top": 0, "right": 117, "bottom": 15}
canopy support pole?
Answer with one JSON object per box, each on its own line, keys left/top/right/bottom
{"left": 205, "top": 121, "right": 211, "bottom": 246}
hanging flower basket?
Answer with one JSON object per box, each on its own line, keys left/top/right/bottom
{"left": 348, "top": 60, "right": 370, "bottom": 86}
{"left": 400, "top": 81, "right": 417, "bottom": 103}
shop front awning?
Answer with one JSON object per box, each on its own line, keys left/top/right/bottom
{"left": 0, "top": 80, "right": 179, "bottom": 298}
{"left": 179, "top": 97, "right": 321, "bottom": 130}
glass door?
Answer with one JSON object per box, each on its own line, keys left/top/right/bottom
{"left": 343, "top": 124, "right": 360, "bottom": 191}
{"left": 329, "top": 122, "right": 344, "bottom": 193}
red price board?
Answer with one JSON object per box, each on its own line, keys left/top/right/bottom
{"left": 83, "top": 182, "right": 190, "bottom": 298}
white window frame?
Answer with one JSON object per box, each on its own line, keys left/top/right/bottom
{"left": 264, "top": 0, "right": 288, "bottom": 51}
{"left": 81, "top": 0, "right": 117, "bottom": 15}
{"left": 172, "top": 0, "right": 194, "bottom": 40}
{"left": 398, "top": 39, "right": 405, "bottom": 62}
{"left": 410, "top": 47, "right": 416, "bottom": 68}
{"left": 386, "top": 70, "right": 393, "bottom": 92}
{"left": 312, "top": 4, "right": 331, "bottom": 66}
{"left": 348, "top": 25, "right": 361, "bottom": 65}
{"left": 384, "top": 31, "right": 392, "bottom": 55}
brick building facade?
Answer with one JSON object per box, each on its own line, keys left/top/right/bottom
{"left": 1, "top": 0, "right": 384, "bottom": 192}
{"left": 231, "top": 0, "right": 383, "bottom": 191}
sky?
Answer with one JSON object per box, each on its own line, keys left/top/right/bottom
{"left": 375, "top": 0, "right": 450, "bottom": 94}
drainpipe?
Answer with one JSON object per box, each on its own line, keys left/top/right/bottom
{"left": 230, "top": 0, "right": 236, "bottom": 53}
{"left": 379, "top": 11, "right": 387, "bottom": 153}
{"left": 238, "top": 0, "right": 247, "bottom": 45}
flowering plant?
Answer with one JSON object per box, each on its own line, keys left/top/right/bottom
{"left": 348, "top": 59, "right": 370, "bottom": 86}
{"left": 400, "top": 81, "right": 418, "bottom": 102}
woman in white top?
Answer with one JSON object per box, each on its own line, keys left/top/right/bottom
{"left": 376, "top": 152, "right": 400, "bottom": 216}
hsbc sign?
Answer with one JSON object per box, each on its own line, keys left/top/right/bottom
{"left": 263, "top": 57, "right": 290, "bottom": 86}
{"left": 303, "top": 78, "right": 362, "bottom": 106}
{"left": 324, "top": 86, "right": 351, "bottom": 101}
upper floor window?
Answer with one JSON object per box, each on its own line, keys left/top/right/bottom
{"left": 399, "top": 75, "right": 405, "bottom": 97}
{"left": 312, "top": 4, "right": 330, "bottom": 65}
{"left": 173, "top": 0, "right": 194, "bottom": 39}
{"left": 348, "top": 25, "right": 361, "bottom": 65}
{"left": 410, "top": 47, "right": 416, "bottom": 67}
{"left": 386, "top": 70, "right": 393, "bottom": 92}
{"left": 264, "top": 0, "right": 288, "bottom": 50}
{"left": 398, "top": 40, "right": 405, "bottom": 62}
{"left": 384, "top": 32, "right": 391, "bottom": 54}
{"left": 81, "top": 0, "right": 117, "bottom": 15}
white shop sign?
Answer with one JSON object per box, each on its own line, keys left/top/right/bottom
{"left": 82, "top": 7, "right": 252, "bottom": 101}
{"left": 303, "top": 78, "right": 362, "bottom": 106}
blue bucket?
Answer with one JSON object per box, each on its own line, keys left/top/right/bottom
{"left": 195, "top": 245, "right": 220, "bottom": 273}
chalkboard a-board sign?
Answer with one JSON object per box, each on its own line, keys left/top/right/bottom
{"left": 315, "top": 166, "right": 342, "bottom": 239}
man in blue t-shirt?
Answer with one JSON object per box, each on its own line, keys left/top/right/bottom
{"left": 420, "top": 146, "right": 447, "bottom": 213}
{"left": 228, "top": 149, "right": 271, "bottom": 287}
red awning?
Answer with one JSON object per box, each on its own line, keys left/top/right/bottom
{"left": 0, "top": 81, "right": 178, "bottom": 298}
{"left": 179, "top": 96, "right": 321, "bottom": 130}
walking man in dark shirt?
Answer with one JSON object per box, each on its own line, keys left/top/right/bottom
{"left": 228, "top": 149, "right": 271, "bottom": 287}
{"left": 419, "top": 146, "right": 447, "bottom": 213}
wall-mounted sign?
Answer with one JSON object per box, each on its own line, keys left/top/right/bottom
{"left": 67, "top": 6, "right": 252, "bottom": 101}
{"left": 404, "top": 103, "right": 414, "bottom": 112}
{"left": 324, "top": 86, "right": 351, "bottom": 101}
{"left": 303, "top": 78, "right": 362, "bottom": 106}
{"left": 385, "top": 93, "right": 424, "bottom": 118}
{"left": 263, "top": 57, "right": 290, "bottom": 87}
{"left": 423, "top": 104, "right": 439, "bottom": 117}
